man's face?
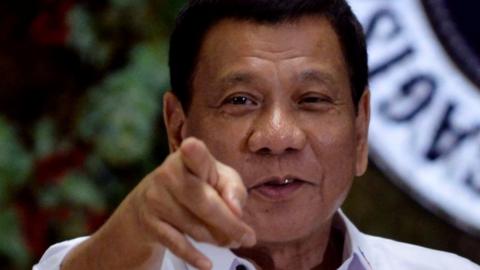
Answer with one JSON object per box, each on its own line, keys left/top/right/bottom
{"left": 171, "top": 16, "right": 369, "bottom": 244}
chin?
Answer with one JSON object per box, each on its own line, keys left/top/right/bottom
{"left": 246, "top": 213, "right": 323, "bottom": 245}
{"left": 243, "top": 201, "right": 336, "bottom": 247}
{"left": 256, "top": 229, "right": 308, "bottom": 245}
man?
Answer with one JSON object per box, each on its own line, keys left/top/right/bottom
{"left": 35, "top": 0, "right": 479, "bottom": 269}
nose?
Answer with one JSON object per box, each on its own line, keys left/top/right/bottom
{"left": 247, "top": 105, "right": 306, "bottom": 155}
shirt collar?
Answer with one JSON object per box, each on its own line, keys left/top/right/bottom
{"left": 335, "top": 210, "right": 373, "bottom": 270}
{"left": 188, "top": 210, "right": 372, "bottom": 270}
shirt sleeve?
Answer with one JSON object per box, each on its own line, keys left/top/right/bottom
{"left": 32, "top": 237, "right": 189, "bottom": 270}
{"left": 33, "top": 237, "right": 89, "bottom": 270}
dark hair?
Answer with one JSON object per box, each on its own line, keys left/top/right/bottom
{"left": 169, "top": 0, "right": 368, "bottom": 111}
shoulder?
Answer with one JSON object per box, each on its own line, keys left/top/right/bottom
{"left": 360, "top": 234, "right": 480, "bottom": 270}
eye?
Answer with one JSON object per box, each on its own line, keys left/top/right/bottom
{"left": 301, "top": 96, "right": 324, "bottom": 103}
{"left": 299, "top": 95, "right": 332, "bottom": 104}
{"left": 298, "top": 94, "right": 334, "bottom": 110}
{"left": 221, "top": 94, "right": 259, "bottom": 115}
{"left": 226, "top": 95, "right": 257, "bottom": 106}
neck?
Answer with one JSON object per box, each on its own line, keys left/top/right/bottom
{"left": 232, "top": 221, "right": 344, "bottom": 270}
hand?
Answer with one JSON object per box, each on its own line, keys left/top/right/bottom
{"left": 61, "top": 137, "right": 256, "bottom": 270}
{"left": 133, "top": 137, "right": 257, "bottom": 268}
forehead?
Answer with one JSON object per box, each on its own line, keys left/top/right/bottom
{"left": 191, "top": 15, "right": 350, "bottom": 99}
{"left": 197, "top": 15, "right": 345, "bottom": 63}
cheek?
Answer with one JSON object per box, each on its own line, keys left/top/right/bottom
{"left": 309, "top": 117, "right": 357, "bottom": 169}
{"left": 308, "top": 119, "right": 357, "bottom": 197}
{"left": 185, "top": 113, "right": 250, "bottom": 162}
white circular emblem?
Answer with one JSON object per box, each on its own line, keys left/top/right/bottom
{"left": 349, "top": 0, "right": 480, "bottom": 235}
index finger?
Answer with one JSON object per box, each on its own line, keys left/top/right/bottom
{"left": 179, "top": 137, "right": 219, "bottom": 187}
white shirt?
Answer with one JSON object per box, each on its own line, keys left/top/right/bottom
{"left": 33, "top": 211, "right": 479, "bottom": 270}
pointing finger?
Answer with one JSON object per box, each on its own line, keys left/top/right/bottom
{"left": 178, "top": 181, "right": 256, "bottom": 248}
{"left": 180, "top": 137, "right": 219, "bottom": 186}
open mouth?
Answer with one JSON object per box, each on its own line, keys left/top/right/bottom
{"left": 250, "top": 177, "right": 306, "bottom": 200}
{"left": 263, "top": 178, "right": 297, "bottom": 186}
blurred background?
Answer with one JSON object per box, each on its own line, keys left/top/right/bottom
{"left": 0, "top": 0, "right": 478, "bottom": 269}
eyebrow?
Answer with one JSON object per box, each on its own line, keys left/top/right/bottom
{"left": 219, "top": 72, "right": 258, "bottom": 88}
{"left": 297, "top": 69, "right": 337, "bottom": 88}
{"left": 216, "top": 69, "right": 338, "bottom": 92}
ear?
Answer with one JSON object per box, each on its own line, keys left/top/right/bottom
{"left": 354, "top": 89, "right": 371, "bottom": 176}
{"left": 163, "top": 91, "right": 187, "bottom": 152}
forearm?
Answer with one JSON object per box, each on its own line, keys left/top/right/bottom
{"left": 61, "top": 201, "right": 166, "bottom": 270}
{"left": 40, "top": 138, "right": 254, "bottom": 270}
{"left": 60, "top": 233, "right": 165, "bottom": 270}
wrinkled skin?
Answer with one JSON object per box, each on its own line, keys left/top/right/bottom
{"left": 183, "top": 15, "right": 368, "bottom": 243}
{"left": 61, "top": 15, "right": 369, "bottom": 270}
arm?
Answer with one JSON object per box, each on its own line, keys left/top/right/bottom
{"left": 58, "top": 138, "right": 256, "bottom": 270}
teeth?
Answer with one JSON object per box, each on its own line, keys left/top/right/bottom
{"left": 261, "top": 178, "right": 297, "bottom": 187}
{"left": 283, "top": 178, "right": 294, "bottom": 184}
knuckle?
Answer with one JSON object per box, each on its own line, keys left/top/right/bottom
{"left": 222, "top": 164, "right": 237, "bottom": 175}
{"left": 143, "top": 186, "right": 160, "bottom": 206}
{"left": 223, "top": 222, "right": 243, "bottom": 238}
{"left": 152, "top": 166, "right": 183, "bottom": 193}
{"left": 214, "top": 234, "right": 231, "bottom": 247}
{"left": 150, "top": 221, "right": 178, "bottom": 248}
{"left": 229, "top": 170, "right": 243, "bottom": 185}
{"left": 141, "top": 182, "right": 174, "bottom": 219}
{"left": 220, "top": 216, "right": 247, "bottom": 238}
{"left": 155, "top": 225, "right": 173, "bottom": 245}
{"left": 196, "top": 192, "right": 218, "bottom": 215}
{"left": 219, "top": 164, "right": 242, "bottom": 185}
{"left": 185, "top": 225, "right": 213, "bottom": 243}
{"left": 155, "top": 164, "right": 176, "bottom": 183}
{"left": 139, "top": 211, "right": 162, "bottom": 241}
{"left": 169, "top": 239, "right": 196, "bottom": 260}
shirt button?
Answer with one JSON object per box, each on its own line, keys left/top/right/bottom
{"left": 236, "top": 264, "right": 247, "bottom": 270}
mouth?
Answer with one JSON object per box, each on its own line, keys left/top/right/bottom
{"left": 248, "top": 176, "right": 309, "bottom": 201}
